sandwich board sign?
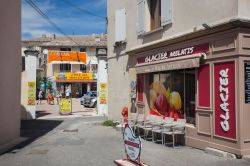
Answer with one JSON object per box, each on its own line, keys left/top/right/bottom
{"left": 114, "top": 124, "right": 148, "bottom": 166}
{"left": 59, "top": 98, "right": 72, "bottom": 115}
{"left": 123, "top": 124, "right": 141, "bottom": 163}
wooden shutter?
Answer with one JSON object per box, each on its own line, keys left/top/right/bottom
{"left": 137, "top": 0, "right": 144, "bottom": 35}
{"left": 115, "top": 8, "right": 126, "bottom": 42}
{"left": 161, "top": 0, "right": 172, "bottom": 26}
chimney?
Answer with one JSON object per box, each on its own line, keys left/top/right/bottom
{"left": 53, "top": 34, "right": 56, "bottom": 39}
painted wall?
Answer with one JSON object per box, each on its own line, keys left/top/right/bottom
{"left": 0, "top": 0, "right": 21, "bottom": 151}
{"left": 25, "top": 55, "right": 37, "bottom": 119}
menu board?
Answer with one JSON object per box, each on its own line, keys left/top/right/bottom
{"left": 245, "top": 62, "right": 250, "bottom": 103}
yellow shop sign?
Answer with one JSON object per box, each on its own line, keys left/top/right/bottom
{"left": 54, "top": 73, "right": 93, "bottom": 80}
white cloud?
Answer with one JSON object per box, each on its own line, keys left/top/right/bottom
{"left": 22, "top": 0, "right": 58, "bottom": 39}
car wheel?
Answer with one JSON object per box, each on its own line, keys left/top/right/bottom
{"left": 92, "top": 101, "right": 97, "bottom": 108}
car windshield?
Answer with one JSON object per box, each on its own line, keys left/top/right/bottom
{"left": 86, "top": 91, "right": 96, "bottom": 97}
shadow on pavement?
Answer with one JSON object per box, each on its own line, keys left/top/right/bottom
{"left": 36, "top": 110, "right": 52, "bottom": 118}
{"left": 5, "top": 119, "right": 63, "bottom": 154}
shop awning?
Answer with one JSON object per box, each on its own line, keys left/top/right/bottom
{"left": 135, "top": 54, "right": 202, "bottom": 74}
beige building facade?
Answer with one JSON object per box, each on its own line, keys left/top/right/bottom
{"left": 108, "top": 0, "right": 250, "bottom": 155}
{"left": 0, "top": 1, "right": 21, "bottom": 152}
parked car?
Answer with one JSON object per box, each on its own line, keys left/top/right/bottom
{"left": 80, "top": 91, "right": 97, "bottom": 108}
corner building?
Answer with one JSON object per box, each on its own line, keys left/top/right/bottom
{"left": 108, "top": 0, "right": 250, "bottom": 155}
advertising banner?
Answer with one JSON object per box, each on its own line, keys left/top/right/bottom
{"left": 27, "top": 82, "right": 36, "bottom": 105}
{"left": 54, "top": 73, "right": 93, "bottom": 80}
{"left": 149, "top": 74, "right": 184, "bottom": 120}
{"left": 100, "top": 82, "right": 108, "bottom": 104}
{"left": 48, "top": 51, "right": 87, "bottom": 64}
{"left": 214, "top": 61, "right": 236, "bottom": 140}
{"left": 59, "top": 99, "right": 72, "bottom": 114}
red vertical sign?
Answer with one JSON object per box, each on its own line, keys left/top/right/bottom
{"left": 214, "top": 61, "right": 236, "bottom": 139}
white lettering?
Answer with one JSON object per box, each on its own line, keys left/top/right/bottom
{"left": 219, "top": 68, "right": 230, "bottom": 132}
{"left": 145, "top": 52, "right": 168, "bottom": 63}
{"left": 220, "top": 121, "right": 229, "bottom": 132}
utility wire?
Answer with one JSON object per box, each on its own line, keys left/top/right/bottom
{"left": 25, "top": 0, "right": 81, "bottom": 47}
{"left": 61, "top": 0, "right": 106, "bottom": 20}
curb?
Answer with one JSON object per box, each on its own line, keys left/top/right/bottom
{"left": 205, "top": 147, "right": 236, "bottom": 159}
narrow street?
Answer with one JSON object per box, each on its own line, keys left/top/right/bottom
{"left": 0, "top": 117, "right": 249, "bottom": 166}
{"left": 36, "top": 98, "right": 98, "bottom": 119}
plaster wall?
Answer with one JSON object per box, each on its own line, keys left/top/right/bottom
{"left": 0, "top": 0, "right": 21, "bottom": 148}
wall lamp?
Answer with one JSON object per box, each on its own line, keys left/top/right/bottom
{"left": 202, "top": 23, "right": 211, "bottom": 29}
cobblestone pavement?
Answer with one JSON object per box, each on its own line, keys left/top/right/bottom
{"left": 36, "top": 98, "right": 98, "bottom": 119}
{"left": 0, "top": 118, "right": 249, "bottom": 166}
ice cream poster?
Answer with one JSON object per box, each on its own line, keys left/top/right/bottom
{"left": 149, "top": 81, "right": 184, "bottom": 120}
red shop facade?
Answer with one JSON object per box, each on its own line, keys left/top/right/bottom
{"left": 129, "top": 22, "right": 250, "bottom": 156}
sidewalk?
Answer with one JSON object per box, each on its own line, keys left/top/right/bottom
{"left": 36, "top": 98, "right": 98, "bottom": 119}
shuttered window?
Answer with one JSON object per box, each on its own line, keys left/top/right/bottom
{"left": 137, "top": 0, "right": 145, "bottom": 35}
{"left": 161, "top": 0, "right": 172, "bottom": 26}
{"left": 137, "top": 0, "right": 172, "bottom": 35}
{"left": 115, "top": 8, "right": 126, "bottom": 42}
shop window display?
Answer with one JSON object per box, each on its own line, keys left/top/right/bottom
{"left": 147, "top": 69, "right": 196, "bottom": 124}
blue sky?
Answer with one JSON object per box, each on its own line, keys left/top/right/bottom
{"left": 22, "top": 0, "right": 107, "bottom": 40}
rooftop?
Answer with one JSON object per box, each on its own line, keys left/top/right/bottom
{"left": 22, "top": 34, "right": 107, "bottom": 47}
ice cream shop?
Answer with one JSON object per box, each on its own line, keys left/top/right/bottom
{"left": 128, "top": 26, "right": 250, "bottom": 156}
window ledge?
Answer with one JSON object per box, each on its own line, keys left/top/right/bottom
{"left": 139, "top": 27, "right": 164, "bottom": 37}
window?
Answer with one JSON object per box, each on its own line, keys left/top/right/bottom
{"left": 147, "top": 69, "right": 196, "bottom": 124}
{"left": 115, "top": 8, "right": 126, "bottom": 42}
{"left": 60, "top": 48, "right": 71, "bottom": 51}
{"left": 91, "top": 64, "right": 98, "bottom": 73}
{"left": 91, "top": 83, "right": 97, "bottom": 91}
{"left": 80, "top": 64, "right": 86, "bottom": 72}
{"left": 150, "top": 0, "right": 161, "bottom": 30}
{"left": 80, "top": 48, "right": 86, "bottom": 52}
{"left": 60, "top": 64, "right": 71, "bottom": 72}
{"left": 137, "top": 0, "right": 172, "bottom": 34}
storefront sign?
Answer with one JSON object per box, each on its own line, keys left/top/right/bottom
{"left": 214, "top": 62, "right": 236, "bottom": 139}
{"left": 245, "top": 62, "right": 250, "bottom": 103}
{"left": 54, "top": 73, "right": 93, "bottom": 80}
{"left": 48, "top": 51, "right": 87, "bottom": 64}
{"left": 27, "top": 82, "right": 36, "bottom": 105}
{"left": 100, "top": 82, "right": 108, "bottom": 104}
{"left": 59, "top": 99, "right": 72, "bottom": 114}
{"left": 137, "top": 43, "right": 209, "bottom": 64}
{"left": 136, "top": 58, "right": 200, "bottom": 74}
{"left": 123, "top": 124, "right": 141, "bottom": 162}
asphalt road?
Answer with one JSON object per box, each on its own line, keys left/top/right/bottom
{"left": 0, "top": 118, "right": 249, "bottom": 166}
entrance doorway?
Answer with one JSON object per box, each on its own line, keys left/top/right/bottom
{"left": 82, "top": 83, "right": 87, "bottom": 95}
